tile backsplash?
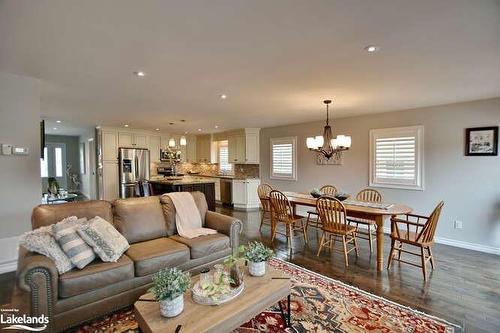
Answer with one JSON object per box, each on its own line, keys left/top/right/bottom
{"left": 174, "top": 162, "right": 260, "bottom": 179}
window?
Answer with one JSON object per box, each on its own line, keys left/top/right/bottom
{"left": 218, "top": 141, "right": 232, "bottom": 173}
{"left": 40, "top": 143, "right": 67, "bottom": 180}
{"left": 369, "top": 126, "right": 424, "bottom": 190}
{"left": 270, "top": 137, "right": 297, "bottom": 180}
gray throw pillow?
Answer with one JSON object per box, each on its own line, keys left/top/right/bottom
{"left": 19, "top": 223, "right": 74, "bottom": 274}
{"left": 52, "top": 217, "right": 96, "bottom": 269}
{"left": 77, "top": 216, "right": 129, "bottom": 262}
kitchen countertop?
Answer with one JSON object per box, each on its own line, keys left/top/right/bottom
{"left": 149, "top": 176, "right": 216, "bottom": 185}
{"left": 187, "top": 174, "right": 259, "bottom": 180}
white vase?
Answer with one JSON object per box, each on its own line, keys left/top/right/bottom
{"left": 159, "top": 294, "right": 184, "bottom": 318}
{"left": 248, "top": 261, "right": 266, "bottom": 276}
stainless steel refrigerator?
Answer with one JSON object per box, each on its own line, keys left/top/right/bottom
{"left": 118, "top": 147, "right": 150, "bottom": 198}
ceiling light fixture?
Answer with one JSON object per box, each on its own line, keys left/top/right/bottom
{"left": 56, "top": 120, "right": 61, "bottom": 123}
{"left": 155, "top": 128, "right": 160, "bottom": 131}
{"left": 53, "top": 127, "right": 58, "bottom": 130}
{"left": 133, "top": 71, "right": 145, "bottom": 77}
{"left": 168, "top": 138, "right": 176, "bottom": 148}
{"left": 364, "top": 45, "right": 380, "bottom": 53}
{"left": 197, "top": 128, "right": 202, "bottom": 132}
{"left": 306, "top": 100, "right": 351, "bottom": 160}
{"left": 220, "top": 94, "right": 227, "bottom": 99}
{"left": 124, "top": 124, "right": 129, "bottom": 127}
{"left": 215, "top": 125, "right": 219, "bottom": 129}
{"left": 180, "top": 136, "right": 187, "bottom": 146}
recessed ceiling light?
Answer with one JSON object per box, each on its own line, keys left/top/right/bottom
{"left": 169, "top": 122, "right": 174, "bottom": 125}
{"left": 155, "top": 128, "right": 160, "bottom": 131}
{"left": 215, "top": 125, "right": 219, "bottom": 129}
{"left": 124, "top": 124, "right": 129, "bottom": 127}
{"left": 184, "top": 131, "right": 188, "bottom": 134}
{"left": 133, "top": 71, "right": 145, "bottom": 77}
{"left": 56, "top": 120, "right": 61, "bottom": 123}
{"left": 364, "top": 45, "right": 380, "bottom": 53}
{"left": 220, "top": 94, "right": 227, "bottom": 99}
{"left": 180, "top": 119, "right": 186, "bottom": 122}
{"left": 197, "top": 128, "right": 202, "bottom": 132}
{"left": 53, "top": 127, "right": 58, "bottom": 130}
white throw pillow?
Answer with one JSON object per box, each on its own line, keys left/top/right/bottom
{"left": 52, "top": 217, "right": 96, "bottom": 269}
{"left": 77, "top": 216, "right": 129, "bottom": 262}
{"left": 19, "top": 219, "right": 75, "bottom": 274}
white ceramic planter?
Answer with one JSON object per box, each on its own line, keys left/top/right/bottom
{"left": 248, "top": 261, "right": 266, "bottom": 276}
{"left": 159, "top": 294, "right": 184, "bottom": 318}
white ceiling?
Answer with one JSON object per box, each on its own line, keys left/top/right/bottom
{"left": 1, "top": 0, "right": 500, "bottom": 134}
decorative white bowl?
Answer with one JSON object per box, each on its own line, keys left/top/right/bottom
{"left": 192, "top": 281, "right": 245, "bottom": 306}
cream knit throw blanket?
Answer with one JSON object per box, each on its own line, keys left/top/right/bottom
{"left": 166, "top": 192, "right": 216, "bottom": 239}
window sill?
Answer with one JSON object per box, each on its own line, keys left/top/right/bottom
{"left": 369, "top": 182, "right": 424, "bottom": 191}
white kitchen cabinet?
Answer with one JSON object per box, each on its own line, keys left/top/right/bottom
{"left": 118, "top": 132, "right": 148, "bottom": 148}
{"left": 102, "top": 130, "right": 118, "bottom": 161}
{"left": 232, "top": 178, "right": 260, "bottom": 210}
{"left": 148, "top": 135, "right": 161, "bottom": 163}
{"left": 196, "top": 134, "right": 216, "bottom": 163}
{"left": 102, "top": 161, "right": 119, "bottom": 201}
{"left": 227, "top": 128, "right": 260, "bottom": 164}
{"left": 185, "top": 135, "right": 197, "bottom": 163}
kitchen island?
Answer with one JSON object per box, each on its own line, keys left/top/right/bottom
{"left": 149, "top": 176, "right": 216, "bottom": 211}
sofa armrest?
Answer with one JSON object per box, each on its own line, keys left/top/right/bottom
{"left": 205, "top": 211, "right": 242, "bottom": 255}
{"left": 14, "top": 246, "right": 58, "bottom": 321}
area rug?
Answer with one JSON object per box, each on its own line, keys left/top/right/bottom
{"left": 70, "top": 258, "right": 461, "bottom": 333}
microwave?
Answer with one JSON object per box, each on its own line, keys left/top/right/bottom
{"left": 160, "top": 149, "right": 181, "bottom": 162}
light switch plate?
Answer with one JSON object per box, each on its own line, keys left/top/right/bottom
{"left": 1, "top": 144, "right": 13, "bottom": 155}
{"left": 13, "top": 146, "right": 29, "bottom": 155}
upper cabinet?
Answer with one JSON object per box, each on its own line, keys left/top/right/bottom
{"left": 148, "top": 135, "right": 161, "bottom": 163}
{"left": 227, "top": 128, "right": 260, "bottom": 164}
{"left": 196, "top": 134, "right": 217, "bottom": 163}
{"left": 118, "top": 132, "right": 148, "bottom": 148}
{"left": 102, "top": 130, "right": 118, "bottom": 161}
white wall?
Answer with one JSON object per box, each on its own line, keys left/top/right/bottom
{"left": 260, "top": 98, "right": 500, "bottom": 254}
{"left": 0, "top": 72, "right": 41, "bottom": 271}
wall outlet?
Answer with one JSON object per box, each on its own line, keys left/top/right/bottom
{"left": 454, "top": 220, "right": 463, "bottom": 229}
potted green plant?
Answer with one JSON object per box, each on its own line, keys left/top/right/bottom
{"left": 244, "top": 241, "right": 274, "bottom": 276}
{"left": 149, "top": 267, "right": 191, "bottom": 317}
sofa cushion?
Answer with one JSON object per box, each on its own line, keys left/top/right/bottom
{"left": 170, "top": 233, "right": 230, "bottom": 259}
{"left": 113, "top": 196, "right": 167, "bottom": 244}
{"left": 58, "top": 255, "right": 134, "bottom": 298}
{"left": 160, "top": 191, "right": 208, "bottom": 236}
{"left": 126, "top": 238, "right": 190, "bottom": 277}
{"left": 32, "top": 200, "right": 113, "bottom": 229}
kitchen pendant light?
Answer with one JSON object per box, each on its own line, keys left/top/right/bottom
{"left": 306, "top": 99, "right": 351, "bottom": 159}
{"left": 168, "top": 137, "right": 176, "bottom": 148}
{"left": 179, "top": 136, "right": 187, "bottom": 146}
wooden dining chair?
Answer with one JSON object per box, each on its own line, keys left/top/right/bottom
{"left": 269, "top": 190, "right": 308, "bottom": 252}
{"left": 316, "top": 195, "right": 358, "bottom": 266}
{"left": 347, "top": 188, "right": 382, "bottom": 253}
{"left": 257, "top": 183, "right": 273, "bottom": 231}
{"left": 305, "top": 185, "right": 338, "bottom": 232}
{"left": 387, "top": 201, "right": 444, "bottom": 281}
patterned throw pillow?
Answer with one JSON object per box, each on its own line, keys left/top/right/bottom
{"left": 19, "top": 223, "right": 74, "bottom": 274}
{"left": 52, "top": 217, "right": 96, "bottom": 269}
{"left": 77, "top": 216, "right": 129, "bottom": 262}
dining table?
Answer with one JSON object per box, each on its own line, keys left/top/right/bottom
{"left": 282, "top": 191, "right": 412, "bottom": 272}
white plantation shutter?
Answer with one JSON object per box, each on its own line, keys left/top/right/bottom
{"left": 370, "top": 126, "right": 423, "bottom": 190}
{"left": 270, "top": 137, "right": 297, "bottom": 180}
{"left": 219, "top": 145, "right": 232, "bottom": 172}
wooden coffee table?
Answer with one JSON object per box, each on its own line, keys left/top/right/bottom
{"left": 134, "top": 265, "right": 291, "bottom": 333}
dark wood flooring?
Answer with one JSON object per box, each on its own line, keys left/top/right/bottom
{"left": 221, "top": 207, "right": 500, "bottom": 333}
{"left": 1, "top": 206, "right": 499, "bottom": 332}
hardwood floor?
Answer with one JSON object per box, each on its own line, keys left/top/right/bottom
{"left": 1, "top": 206, "right": 498, "bottom": 332}
{"left": 221, "top": 207, "right": 500, "bottom": 333}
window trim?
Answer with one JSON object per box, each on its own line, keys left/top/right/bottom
{"left": 270, "top": 136, "right": 297, "bottom": 181}
{"left": 369, "top": 126, "right": 424, "bottom": 191}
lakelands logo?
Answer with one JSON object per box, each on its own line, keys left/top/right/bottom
{"left": 1, "top": 309, "right": 48, "bottom": 331}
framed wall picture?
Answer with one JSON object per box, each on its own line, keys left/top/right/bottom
{"left": 465, "top": 126, "right": 498, "bottom": 156}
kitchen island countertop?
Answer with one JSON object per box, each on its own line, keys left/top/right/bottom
{"left": 149, "top": 176, "right": 216, "bottom": 185}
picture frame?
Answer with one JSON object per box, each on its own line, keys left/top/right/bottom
{"left": 465, "top": 126, "right": 498, "bottom": 156}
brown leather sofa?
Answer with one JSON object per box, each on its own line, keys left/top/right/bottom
{"left": 13, "top": 192, "right": 242, "bottom": 332}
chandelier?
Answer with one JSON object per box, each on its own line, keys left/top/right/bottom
{"left": 306, "top": 99, "right": 351, "bottom": 159}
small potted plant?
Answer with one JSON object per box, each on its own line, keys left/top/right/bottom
{"left": 244, "top": 241, "right": 274, "bottom": 277}
{"left": 149, "top": 267, "right": 191, "bottom": 317}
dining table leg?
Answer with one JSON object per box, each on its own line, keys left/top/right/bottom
{"left": 375, "top": 215, "right": 385, "bottom": 272}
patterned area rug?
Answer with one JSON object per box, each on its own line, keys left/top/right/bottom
{"left": 70, "top": 258, "right": 461, "bottom": 333}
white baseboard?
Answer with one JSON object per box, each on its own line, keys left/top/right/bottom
{"left": 0, "top": 236, "right": 19, "bottom": 274}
